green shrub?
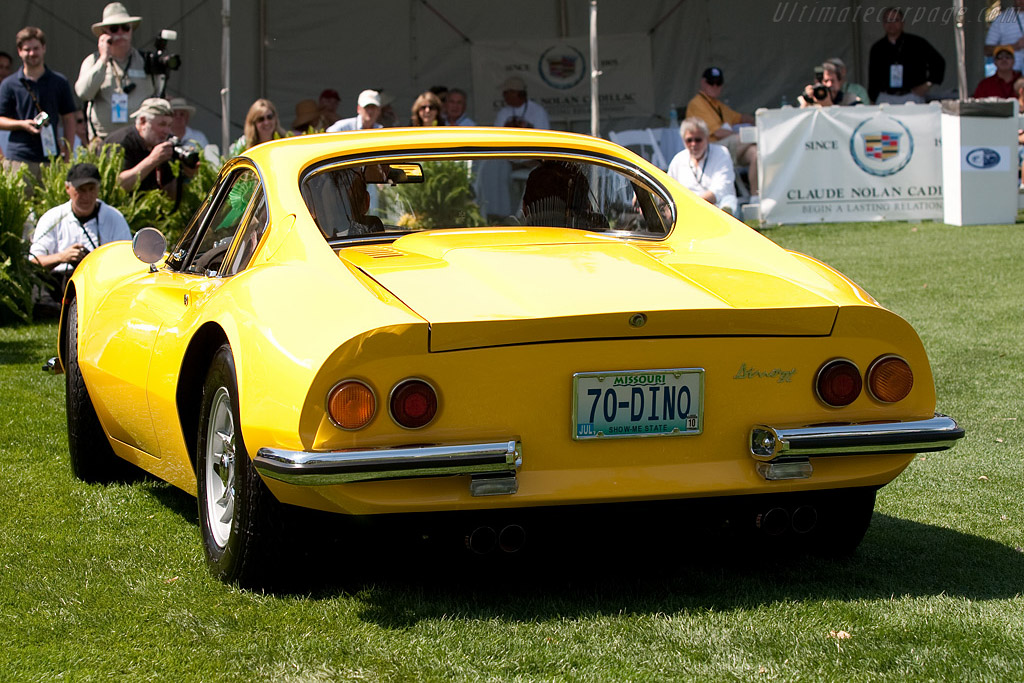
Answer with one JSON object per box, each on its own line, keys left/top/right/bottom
{"left": 380, "top": 160, "right": 483, "bottom": 229}
{"left": 0, "top": 167, "right": 44, "bottom": 324}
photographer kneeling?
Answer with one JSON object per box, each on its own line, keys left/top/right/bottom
{"left": 105, "top": 97, "right": 198, "bottom": 196}
{"left": 29, "top": 162, "right": 131, "bottom": 310}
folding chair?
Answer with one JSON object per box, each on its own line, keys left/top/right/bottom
{"left": 608, "top": 128, "right": 669, "bottom": 170}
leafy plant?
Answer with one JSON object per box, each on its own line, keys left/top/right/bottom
{"left": 380, "top": 160, "right": 483, "bottom": 229}
{"left": 0, "top": 167, "right": 44, "bottom": 323}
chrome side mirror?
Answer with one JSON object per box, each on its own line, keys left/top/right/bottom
{"left": 132, "top": 227, "right": 167, "bottom": 270}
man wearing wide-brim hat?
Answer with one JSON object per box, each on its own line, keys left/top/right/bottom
{"left": 169, "top": 96, "right": 210, "bottom": 151}
{"left": 76, "top": 2, "right": 154, "bottom": 140}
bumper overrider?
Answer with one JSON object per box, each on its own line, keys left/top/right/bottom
{"left": 749, "top": 413, "right": 964, "bottom": 480}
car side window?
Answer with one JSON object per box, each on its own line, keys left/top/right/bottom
{"left": 187, "top": 169, "right": 259, "bottom": 275}
{"left": 221, "top": 190, "right": 268, "bottom": 276}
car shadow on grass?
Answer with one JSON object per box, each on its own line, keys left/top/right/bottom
{"left": 335, "top": 512, "right": 1024, "bottom": 628}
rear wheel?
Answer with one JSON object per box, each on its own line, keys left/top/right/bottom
{"left": 65, "top": 297, "right": 129, "bottom": 483}
{"left": 196, "top": 344, "right": 279, "bottom": 586}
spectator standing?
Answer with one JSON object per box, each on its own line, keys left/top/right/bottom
{"left": 376, "top": 90, "right": 399, "bottom": 127}
{"left": 445, "top": 88, "right": 476, "bottom": 126}
{"left": 229, "top": 98, "right": 286, "bottom": 156}
{"left": 685, "top": 67, "right": 758, "bottom": 200}
{"left": 494, "top": 77, "right": 550, "bottom": 129}
{"left": 291, "top": 99, "right": 326, "bottom": 133}
{"left": 318, "top": 88, "right": 340, "bottom": 127}
{"left": 76, "top": 3, "right": 153, "bottom": 140}
{"left": 410, "top": 92, "right": 444, "bottom": 126}
{"left": 327, "top": 90, "right": 383, "bottom": 131}
{"left": 667, "top": 117, "right": 737, "bottom": 215}
{"left": 169, "top": 97, "right": 209, "bottom": 150}
{"left": 867, "top": 8, "right": 945, "bottom": 103}
{"left": 986, "top": 0, "right": 1024, "bottom": 73}
{"left": 973, "top": 45, "right": 1021, "bottom": 98}
{"left": 0, "top": 27, "right": 77, "bottom": 176}
{"left": 106, "top": 97, "right": 195, "bottom": 194}
{"left": 29, "top": 162, "right": 131, "bottom": 303}
{"left": 0, "top": 52, "right": 10, "bottom": 159}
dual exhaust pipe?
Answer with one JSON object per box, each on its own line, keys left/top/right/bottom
{"left": 465, "top": 524, "right": 526, "bottom": 554}
{"left": 755, "top": 505, "right": 818, "bottom": 536}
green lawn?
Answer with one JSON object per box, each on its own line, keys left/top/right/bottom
{"left": 1, "top": 220, "right": 1021, "bottom": 681}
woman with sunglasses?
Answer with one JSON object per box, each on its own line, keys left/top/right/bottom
{"left": 76, "top": 3, "right": 153, "bottom": 140}
{"left": 666, "top": 117, "right": 737, "bottom": 215}
{"left": 410, "top": 92, "right": 445, "bottom": 127}
{"left": 229, "top": 99, "right": 286, "bottom": 157}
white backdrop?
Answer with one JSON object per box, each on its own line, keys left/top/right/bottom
{"left": 758, "top": 104, "right": 944, "bottom": 225}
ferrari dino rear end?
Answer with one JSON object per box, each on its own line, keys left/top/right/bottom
{"left": 56, "top": 129, "right": 962, "bottom": 586}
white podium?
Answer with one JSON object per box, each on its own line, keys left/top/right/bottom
{"left": 941, "top": 100, "right": 1018, "bottom": 226}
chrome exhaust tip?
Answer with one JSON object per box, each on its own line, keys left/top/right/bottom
{"left": 756, "top": 507, "right": 790, "bottom": 536}
{"left": 498, "top": 524, "right": 526, "bottom": 553}
{"left": 466, "top": 526, "right": 497, "bottom": 554}
{"left": 791, "top": 505, "right": 818, "bottom": 534}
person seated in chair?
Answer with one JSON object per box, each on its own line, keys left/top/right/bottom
{"left": 667, "top": 117, "right": 737, "bottom": 215}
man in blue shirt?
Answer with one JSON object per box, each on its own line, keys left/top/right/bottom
{"left": 0, "top": 26, "right": 77, "bottom": 176}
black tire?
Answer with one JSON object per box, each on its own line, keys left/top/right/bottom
{"left": 808, "top": 487, "right": 877, "bottom": 558}
{"left": 65, "top": 298, "right": 130, "bottom": 483}
{"left": 196, "top": 344, "right": 280, "bottom": 586}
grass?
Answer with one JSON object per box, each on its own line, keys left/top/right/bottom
{"left": 1, "top": 220, "right": 1022, "bottom": 681}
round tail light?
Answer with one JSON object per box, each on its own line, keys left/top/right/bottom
{"left": 327, "top": 380, "right": 376, "bottom": 430}
{"left": 389, "top": 379, "right": 438, "bottom": 429}
{"left": 816, "top": 359, "right": 862, "bottom": 407}
{"left": 867, "top": 355, "right": 913, "bottom": 403}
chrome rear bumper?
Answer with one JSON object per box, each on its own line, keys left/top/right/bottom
{"left": 750, "top": 413, "right": 964, "bottom": 461}
{"left": 254, "top": 440, "right": 522, "bottom": 486}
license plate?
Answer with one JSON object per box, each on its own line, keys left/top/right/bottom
{"left": 572, "top": 368, "right": 704, "bottom": 440}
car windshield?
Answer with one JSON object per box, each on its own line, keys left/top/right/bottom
{"left": 301, "top": 155, "right": 673, "bottom": 241}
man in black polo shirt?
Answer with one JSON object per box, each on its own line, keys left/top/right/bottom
{"left": 106, "top": 96, "right": 196, "bottom": 195}
{"left": 868, "top": 8, "right": 946, "bottom": 103}
{"left": 0, "top": 26, "right": 77, "bottom": 177}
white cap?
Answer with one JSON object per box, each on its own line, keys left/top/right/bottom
{"left": 357, "top": 90, "right": 382, "bottom": 108}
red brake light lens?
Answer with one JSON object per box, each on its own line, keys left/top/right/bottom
{"left": 389, "top": 379, "right": 438, "bottom": 429}
{"left": 867, "top": 355, "right": 913, "bottom": 403}
{"left": 816, "top": 359, "right": 862, "bottom": 407}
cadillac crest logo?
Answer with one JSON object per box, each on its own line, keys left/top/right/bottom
{"left": 538, "top": 44, "right": 586, "bottom": 90}
{"left": 850, "top": 115, "right": 914, "bottom": 177}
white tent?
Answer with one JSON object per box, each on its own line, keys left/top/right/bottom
{"left": 1, "top": 0, "right": 990, "bottom": 150}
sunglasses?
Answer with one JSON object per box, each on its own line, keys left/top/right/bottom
{"left": 706, "top": 79, "right": 723, "bottom": 86}
{"left": 684, "top": 137, "right": 705, "bottom": 143}
{"left": 255, "top": 113, "right": 276, "bottom": 123}
{"left": 419, "top": 105, "right": 439, "bottom": 111}
{"left": 105, "top": 24, "right": 132, "bottom": 33}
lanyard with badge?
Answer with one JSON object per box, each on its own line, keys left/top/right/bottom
{"left": 23, "top": 78, "right": 59, "bottom": 157}
{"left": 109, "top": 55, "right": 132, "bottom": 124}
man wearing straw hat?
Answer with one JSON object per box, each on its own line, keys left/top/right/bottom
{"left": 169, "top": 96, "right": 209, "bottom": 151}
{"left": 76, "top": 3, "right": 154, "bottom": 140}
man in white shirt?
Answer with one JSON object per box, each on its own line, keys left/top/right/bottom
{"left": 169, "top": 97, "right": 209, "bottom": 150}
{"left": 29, "top": 162, "right": 132, "bottom": 279}
{"left": 493, "top": 77, "right": 550, "bottom": 129}
{"left": 986, "top": 0, "right": 1024, "bottom": 73}
{"left": 444, "top": 88, "right": 476, "bottom": 126}
{"left": 666, "top": 118, "right": 737, "bottom": 215}
{"left": 327, "top": 90, "right": 383, "bottom": 132}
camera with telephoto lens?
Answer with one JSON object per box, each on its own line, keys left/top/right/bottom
{"left": 801, "top": 84, "right": 831, "bottom": 105}
{"left": 168, "top": 136, "right": 200, "bottom": 169}
{"left": 32, "top": 111, "right": 50, "bottom": 128}
{"left": 142, "top": 29, "right": 182, "bottom": 77}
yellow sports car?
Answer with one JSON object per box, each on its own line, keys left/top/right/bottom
{"left": 52, "top": 128, "right": 962, "bottom": 585}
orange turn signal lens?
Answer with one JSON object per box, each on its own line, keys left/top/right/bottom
{"left": 867, "top": 355, "right": 913, "bottom": 403}
{"left": 327, "top": 380, "right": 376, "bottom": 430}
{"left": 815, "top": 359, "right": 862, "bottom": 407}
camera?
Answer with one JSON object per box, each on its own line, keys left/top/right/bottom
{"left": 142, "top": 29, "right": 182, "bottom": 77}
{"left": 32, "top": 111, "right": 50, "bottom": 128}
{"left": 168, "top": 136, "right": 200, "bottom": 169}
{"left": 801, "top": 85, "right": 831, "bottom": 105}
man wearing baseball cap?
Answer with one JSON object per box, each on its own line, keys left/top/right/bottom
{"left": 685, "top": 66, "right": 759, "bottom": 201}
{"left": 29, "top": 162, "right": 131, "bottom": 305}
{"left": 105, "top": 97, "right": 196, "bottom": 194}
{"left": 327, "top": 90, "right": 384, "bottom": 132}
{"left": 973, "top": 45, "right": 1021, "bottom": 98}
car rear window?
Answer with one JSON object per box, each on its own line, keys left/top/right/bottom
{"left": 300, "top": 155, "right": 673, "bottom": 241}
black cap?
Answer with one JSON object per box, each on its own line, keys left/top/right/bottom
{"left": 702, "top": 66, "right": 724, "bottom": 85}
{"left": 66, "top": 163, "right": 101, "bottom": 188}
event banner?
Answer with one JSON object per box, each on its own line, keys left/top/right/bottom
{"left": 471, "top": 34, "right": 654, "bottom": 125}
{"left": 758, "top": 103, "right": 943, "bottom": 225}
